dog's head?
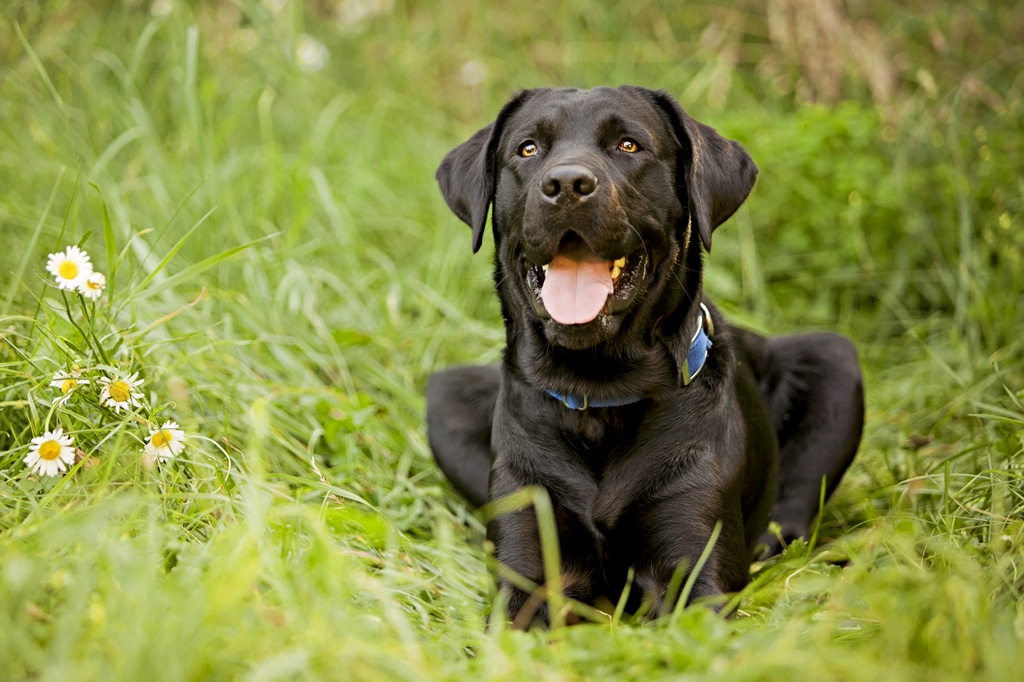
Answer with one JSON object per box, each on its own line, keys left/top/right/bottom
{"left": 437, "top": 86, "right": 757, "bottom": 351}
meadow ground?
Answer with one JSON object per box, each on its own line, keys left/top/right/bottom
{"left": 1, "top": 2, "right": 1022, "bottom": 680}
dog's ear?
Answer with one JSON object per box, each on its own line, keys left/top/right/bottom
{"left": 645, "top": 89, "right": 758, "bottom": 252}
{"left": 436, "top": 92, "right": 531, "bottom": 253}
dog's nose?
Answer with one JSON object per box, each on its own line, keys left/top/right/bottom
{"left": 540, "top": 164, "right": 598, "bottom": 202}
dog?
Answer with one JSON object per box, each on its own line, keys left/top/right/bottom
{"left": 426, "top": 86, "right": 864, "bottom": 628}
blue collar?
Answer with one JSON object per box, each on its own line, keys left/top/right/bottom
{"left": 546, "top": 303, "right": 714, "bottom": 410}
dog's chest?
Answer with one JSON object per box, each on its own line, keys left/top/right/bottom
{"left": 550, "top": 401, "right": 708, "bottom": 531}
{"left": 557, "top": 408, "right": 636, "bottom": 468}
{"left": 560, "top": 409, "right": 613, "bottom": 451}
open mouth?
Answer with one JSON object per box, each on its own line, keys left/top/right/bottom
{"left": 524, "top": 237, "right": 646, "bottom": 325}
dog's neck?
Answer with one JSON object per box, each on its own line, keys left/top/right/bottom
{"left": 542, "top": 302, "right": 713, "bottom": 409}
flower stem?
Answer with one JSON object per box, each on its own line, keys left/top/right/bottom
{"left": 62, "top": 291, "right": 111, "bottom": 365}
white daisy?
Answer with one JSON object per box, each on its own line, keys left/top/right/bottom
{"left": 295, "top": 34, "right": 328, "bottom": 72}
{"left": 24, "top": 428, "right": 76, "bottom": 477}
{"left": 98, "top": 372, "right": 144, "bottom": 413}
{"left": 46, "top": 245, "right": 93, "bottom": 291}
{"left": 78, "top": 272, "right": 107, "bottom": 301}
{"left": 143, "top": 421, "right": 187, "bottom": 463}
{"left": 50, "top": 370, "right": 89, "bottom": 405}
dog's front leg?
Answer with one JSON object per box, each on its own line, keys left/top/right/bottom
{"left": 624, "top": 489, "right": 750, "bottom": 617}
{"left": 485, "top": 490, "right": 551, "bottom": 629}
{"left": 486, "top": 449, "right": 601, "bottom": 630}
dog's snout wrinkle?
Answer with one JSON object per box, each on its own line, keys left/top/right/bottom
{"left": 541, "top": 164, "right": 598, "bottom": 202}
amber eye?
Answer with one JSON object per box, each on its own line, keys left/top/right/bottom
{"left": 618, "top": 138, "right": 640, "bottom": 153}
{"left": 518, "top": 141, "right": 539, "bottom": 157}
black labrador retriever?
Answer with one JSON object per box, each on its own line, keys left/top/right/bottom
{"left": 427, "top": 86, "right": 864, "bottom": 628}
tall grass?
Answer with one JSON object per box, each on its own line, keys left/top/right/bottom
{"left": 1, "top": 1, "right": 1022, "bottom": 679}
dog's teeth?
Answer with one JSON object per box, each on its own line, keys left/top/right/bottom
{"left": 542, "top": 264, "right": 549, "bottom": 273}
{"left": 610, "top": 257, "right": 626, "bottom": 281}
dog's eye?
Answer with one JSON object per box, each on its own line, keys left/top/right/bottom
{"left": 618, "top": 138, "right": 641, "bottom": 153}
{"left": 518, "top": 141, "right": 539, "bottom": 157}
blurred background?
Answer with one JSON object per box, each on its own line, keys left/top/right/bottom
{"left": 4, "top": 0, "right": 1021, "bottom": 339}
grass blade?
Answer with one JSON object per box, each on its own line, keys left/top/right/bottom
{"left": 3, "top": 170, "right": 65, "bottom": 315}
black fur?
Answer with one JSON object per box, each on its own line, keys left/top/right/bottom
{"left": 427, "top": 86, "right": 864, "bottom": 628}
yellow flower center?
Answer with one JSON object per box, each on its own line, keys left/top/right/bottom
{"left": 151, "top": 430, "right": 173, "bottom": 448}
{"left": 109, "top": 381, "right": 131, "bottom": 403}
{"left": 85, "top": 280, "right": 99, "bottom": 290}
{"left": 38, "top": 440, "right": 63, "bottom": 461}
{"left": 61, "top": 379, "right": 77, "bottom": 394}
{"left": 59, "top": 260, "right": 79, "bottom": 279}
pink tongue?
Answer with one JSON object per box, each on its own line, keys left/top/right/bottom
{"left": 540, "top": 241, "right": 613, "bottom": 325}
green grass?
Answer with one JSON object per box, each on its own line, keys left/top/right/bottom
{"left": 1, "top": 1, "right": 1022, "bottom": 679}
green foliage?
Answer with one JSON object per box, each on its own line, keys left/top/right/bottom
{"left": 1, "top": 1, "right": 1022, "bottom": 680}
